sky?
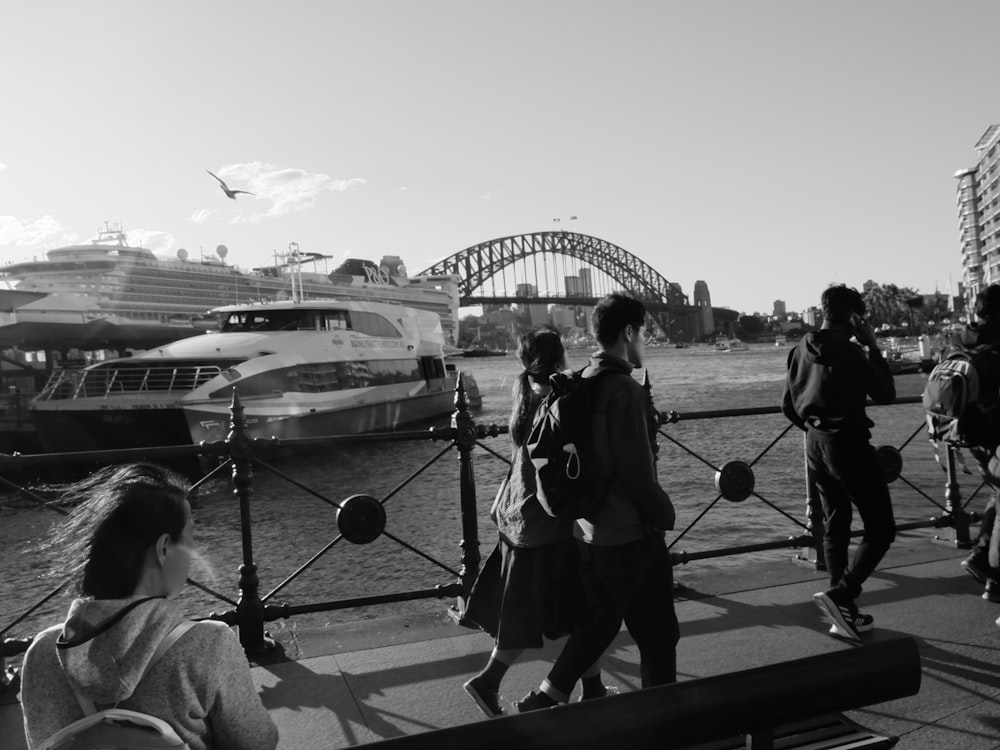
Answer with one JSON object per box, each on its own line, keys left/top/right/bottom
{"left": 0, "top": 1, "right": 995, "bottom": 316}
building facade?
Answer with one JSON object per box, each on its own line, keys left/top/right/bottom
{"left": 955, "top": 124, "right": 1000, "bottom": 306}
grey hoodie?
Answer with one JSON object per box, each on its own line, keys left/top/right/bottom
{"left": 21, "top": 597, "right": 277, "bottom": 750}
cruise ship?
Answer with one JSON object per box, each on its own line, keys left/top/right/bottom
{"left": 0, "top": 222, "right": 462, "bottom": 351}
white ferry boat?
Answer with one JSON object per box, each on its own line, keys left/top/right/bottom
{"left": 29, "top": 299, "right": 479, "bottom": 452}
{"left": 0, "top": 222, "right": 462, "bottom": 348}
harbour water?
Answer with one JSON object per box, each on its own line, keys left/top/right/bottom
{"left": 0, "top": 344, "right": 951, "bottom": 639}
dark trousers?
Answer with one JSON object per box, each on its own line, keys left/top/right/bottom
{"left": 970, "top": 448, "right": 1000, "bottom": 572}
{"left": 807, "top": 434, "right": 896, "bottom": 601}
{"left": 548, "top": 533, "right": 679, "bottom": 693}
{"left": 974, "top": 495, "right": 1000, "bottom": 570}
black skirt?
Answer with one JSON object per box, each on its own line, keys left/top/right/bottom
{"left": 464, "top": 536, "right": 582, "bottom": 650}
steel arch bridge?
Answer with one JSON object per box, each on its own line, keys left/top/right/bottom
{"left": 417, "top": 231, "right": 714, "bottom": 338}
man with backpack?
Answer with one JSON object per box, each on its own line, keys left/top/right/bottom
{"left": 938, "top": 284, "right": 1000, "bottom": 603}
{"left": 516, "top": 292, "right": 678, "bottom": 711}
{"left": 782, "top": 284, "right": 896, "bottom": 641}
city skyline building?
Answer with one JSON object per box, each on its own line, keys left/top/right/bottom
{"left": 955, "top": 124, "right": 1000, "bottom": 307}
{"left": 515, "top": 282, "right": 548, "bottom": 326}
{"left": 773, "top": 299, "right": 786, "bottom": 318}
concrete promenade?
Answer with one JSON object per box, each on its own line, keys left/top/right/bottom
{"left": 3, "top": 530, "right": 999, "bottom": 749}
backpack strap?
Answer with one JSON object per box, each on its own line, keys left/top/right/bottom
{"left": 66, "top": 620, "right": 196, "bottom": 716}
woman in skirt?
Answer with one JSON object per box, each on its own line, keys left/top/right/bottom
{"left": 463, "top": 327, "right": 614, "bottom": 717}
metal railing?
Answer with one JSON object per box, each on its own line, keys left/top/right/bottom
{"left": 0, "top": 376, "right": 985, "bottom": 690}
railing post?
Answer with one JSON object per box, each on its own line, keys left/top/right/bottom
{"left": 451, "top": 372, "right": 481, "bottom": 617}
{"left": 642, "top": 371, "right": 660, "bottom": 462}
{"left": 228, "top": 389, "right": 271, "bottom": 653}
{"left": 943, "top": 444, "right": 973, "bottom": 548}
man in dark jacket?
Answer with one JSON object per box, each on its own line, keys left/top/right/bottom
{"left": 782, "top": 284, "right": 896, "bottom": 641}
{"left": 949, "top": 284, "right": 1000, "bottom": 602}
{"left": 516, "top": 292, "right": 678, "bottom": 710}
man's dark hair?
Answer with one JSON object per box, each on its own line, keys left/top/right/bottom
{"left": 592, "top": 292, "right": 646, "bottom": 347}
{"left": 974, "top": 284, "right": 1000, "bottom": 322}
{"left": 821, "top": 285, "right": 866, "bottom": 325}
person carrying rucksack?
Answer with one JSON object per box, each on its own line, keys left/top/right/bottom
{"left": 20, "top": 463, "right": 278, "bottom": 750}
{"left": 782, "top": 284, "right": 896, "bottom": 642}
{"left": 515, "top": 293, "right": 678, "bottom": 711}
{"left": 462, "top": 328, "right": 615, "bottom": 717}
{"left": 940, "top": 284, "right": 1000, "bottom": 604}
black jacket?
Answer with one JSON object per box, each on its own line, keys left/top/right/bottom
{"left": 781, "top": 330, "right": 895, "bottom": 441}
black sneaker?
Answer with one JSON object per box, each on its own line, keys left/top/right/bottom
{"left": 463, "top": 677, "right": 504, "bottom": 718}
{"left": 962, "top": 553, "right": 992, "bottom": 585}
{"left": 849, "top": 609, "right": 875, "bottom": 633}
{"left": 813, "top": 591, "right": 861, "bottom": 642}
{"left": 514, "top": 690, "right": 560, "bottom": 713}
{"left": 985, "top": 581, "right": 1000, "bottom": 603}
{"left": 828, "top": 607, "right": 874, "bottom": 636}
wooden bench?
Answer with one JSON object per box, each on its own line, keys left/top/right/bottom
{"left": 366, "top": 638, "right": 920, "bottom": 750}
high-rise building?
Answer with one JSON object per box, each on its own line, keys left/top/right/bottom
{"left": 516, "top": 283, "right": 549, "bottom": 326}
{"left": 955, "top": 125, "right": 1000, "bottom": 306}
{"left": 773, "top": 300, "right": 787, "bottom": 318}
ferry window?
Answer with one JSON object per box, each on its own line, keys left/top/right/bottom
{"left": 418, "top": 356, "right": 446, "bottom": 380}
{"left": 323, "top": 311, "right": 349, "bottom": 330}
{"left": 297, "top": 312, "right": 321, "bottom": 331}
{"left": 349, "top": 311, "right": 401, "bottom": 338}
{"left": 222, "top": 312, "right": 248, "bottom": 331}
{"left": 211, "top": 359, "right": 421, "bottom": 398}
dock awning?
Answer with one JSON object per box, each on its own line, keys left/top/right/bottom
{"left": 0, "top": 320, "right": 206, "bottom": 352}
{"left": 0, "top": 289, "right": 48, "bottom": 312}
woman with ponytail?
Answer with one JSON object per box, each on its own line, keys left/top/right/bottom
{"left": 20, "top": 463, "right": 277, "bottom": 750}
{"left": 463, "top": 328, "right": 613, "bottom": 717}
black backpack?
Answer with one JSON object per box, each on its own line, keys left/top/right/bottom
{"left": 526, "top": 368, "right": 618, "bottom": 519}
{"left": 922, "top": 345, "right": 1000, "bottom": 448}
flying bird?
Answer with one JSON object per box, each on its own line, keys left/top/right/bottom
{"left": 206, "top": 169, "right": 256, "bottom": 200}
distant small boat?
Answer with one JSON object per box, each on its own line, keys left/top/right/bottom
{"left": 714, "top": 338, "right": 750, "bottom": 353}
{"left": 886, "top": 350, "right": 922, "bottom": 375}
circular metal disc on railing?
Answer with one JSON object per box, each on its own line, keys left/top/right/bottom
{"left": 715, "top": 461, "right": 755, "bottom": 502}
{"left": 337, "top": 494, "right": 386, "bottom": 544}
{"left": 875, "top": 445, "right": 903, "bottom": 483}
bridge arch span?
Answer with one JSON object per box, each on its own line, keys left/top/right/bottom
{"left": 417, "top": 231, "right": 688, "bottom": 307}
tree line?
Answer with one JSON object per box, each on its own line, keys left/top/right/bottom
{"left": 860, "top": 280, "right": 950, "bottom": 333}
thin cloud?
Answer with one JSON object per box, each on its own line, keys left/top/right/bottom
{"left": 129, "top": 229, "right": 176, "bottom": 252}
{"left": 0, "top": 215, "right": 79, "bottom": 248}
{"left": 189, "top": 208, "right": 220, "bottom": 224}
{"left": 0, "top": 163, "right": 7, "bottom": 172}
{"left": 204, "top": 162, "right": 365, "bottom": 224}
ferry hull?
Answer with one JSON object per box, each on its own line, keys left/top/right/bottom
{"left": 30, "top": 391, "right": 457, "bottom": 452}
{"left": 185, "top": 390, "right": 457, "bottom": 444}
